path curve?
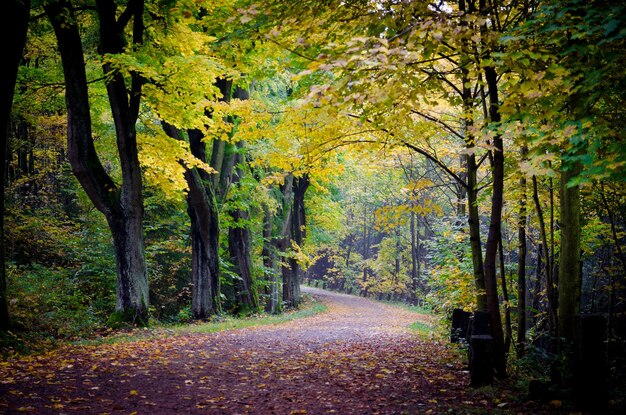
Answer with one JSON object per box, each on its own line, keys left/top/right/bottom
{"left": 0, "top": 287, "right": 545, "bottom": 414}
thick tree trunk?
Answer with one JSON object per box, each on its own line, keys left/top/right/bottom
{"left": 108, "top": 209, "right": 148, "bottom": 323}
{"left": 162, "top": 122, "right": 221, "bottom": 318}
{"left": 228, "top": 144, "right": 259, "bottom": 314}
{"left": 558, "top": 164, "right": 582, "bottom": 343}
{"left": 0, "top": 0, "right": 30, "bottom": 330}
{"left": 229, "top": 210, "right": 257, "bottom": 313}
{"left": 225, "top": 87, "right": 258, "bottom": 313}
{"left": 178, "top": 78, "right": 233, "bottom": 318}
{"left": 47, "top": 0, "right": 149, "bottom": 324}
{"left": 187, "top": 129, "right": 222, "bottom": 317}
{"left": 186, "top": 165, "right": 221, "bottom": 318}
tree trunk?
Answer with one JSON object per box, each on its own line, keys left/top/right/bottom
{"left": 516, "top": 166, "right": 528, "bottom": 357}
{"left": 483, "top": 64, "right": 507, "bottom": 378}
{"left": 279, "top": 175, "right": 294, "bottom": 306}
{"left": 187, "top": 163, "right": 221, "bottom": 318}
{"left": 410, "top": 210, "right": 419, "bottom": 298}
{"left": 187, "top": 127, "right": 222, "bottom": 317}
{"left": 499, "top": 237, "right": 512, "bottom": 354}
{"left": 283, "top": 174, "right": 309, "bottom": 307}
{"left": 161, "top": 121, "right": 222, "bottom": 318}
{"left": 558, "top": 164, "right": 582, "bottom": 343}
{"left": 458, "top": 9, "right": 487, "bottom": 312}
{"left": 467, "top": 153, "right": 487, "bottom": 311}
{"left": 225, "top": 87, "right": 258, "bottom": 313}
{"left": 47, "top": 0, "right": 149, "bottom": 324}
{"left": 261, "top": 205, "right": 277, "bottom": 313}
{"left": 0, "top": 0, "right": 30, "bottom": 330}
{"left": 228, "top": 143, "right": 259, "bottom": 314}
{"left": 179, "top": 78, "right": 234, "bottom": 318}
{"left": 107, "top": 209, "right": 148, "bottom": 323}
{"left": 532, "top": 175, "right": 558, "bottom": 338}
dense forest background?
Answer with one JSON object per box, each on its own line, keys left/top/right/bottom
{"left": 1, "top": 0, "right": 626, "bottom": 406}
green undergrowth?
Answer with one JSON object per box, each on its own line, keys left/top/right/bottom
{"left": 379, "top": 299, "right": 434, "bottom": 315}
{"left": 1, "top": 294, "right": 327, "bottom": 356}
{"left": 74, "top": 294, "right": 327, "bottom": 347}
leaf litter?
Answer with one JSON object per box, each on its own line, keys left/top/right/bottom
{"left": 0, "top": 287, "right": 560, "bottom": 414}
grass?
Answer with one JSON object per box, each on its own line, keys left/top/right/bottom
{"left": 409, "top": 320, "right": 437, "bottom": 337}
{"left": 382, "top": 300, "right": 434, "bottom": 315}
{"left": 375, "top": 297, "right": 440, "bottom": 339}
{"left": 74, "top": 294, "right": 328, "bottom": 347}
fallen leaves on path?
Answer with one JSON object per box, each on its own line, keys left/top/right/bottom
{"left": 1, "top": 288, "right": 557, "bottom": 414}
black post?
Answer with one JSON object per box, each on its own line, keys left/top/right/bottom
{"left": 470, "top": 311, "right": 494, "bottom": 386}
{"left": 451, "top": 308, "right": 471, "bottom": 343}
{"left": 573, "top": 314, "right": 608, "bottom": 411}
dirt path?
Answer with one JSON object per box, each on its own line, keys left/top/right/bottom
{"left": 1, "top": 287, "right": 546, "bottom": 414}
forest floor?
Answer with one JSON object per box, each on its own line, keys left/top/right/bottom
{"left": 0, "top": 287, "right": 561, "bottom": 415}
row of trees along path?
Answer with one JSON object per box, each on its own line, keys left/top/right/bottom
{"left": 1, "top": 287, "right": 558, "bottom": 415}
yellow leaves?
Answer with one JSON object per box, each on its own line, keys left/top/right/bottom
{"left": 290, "top": 410, "right": 308, "bottom": 414}
{"left": 138, "top": 130, "right": 215, "bottom": 199}
{"left": 129, "top": 390, "right": 139, "bottom": 396}
{"left": 374, "top": 200, "right": 442, "bottom": 232}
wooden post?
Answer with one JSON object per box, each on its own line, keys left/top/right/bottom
{"left": 573, "top": 314, "right": 608, "bottom": 411}
{"left": 470, "top": 311, "right": 494, "bottom": 386}
{"left": 451, "top": 308, "right": 471, "bottom": 343}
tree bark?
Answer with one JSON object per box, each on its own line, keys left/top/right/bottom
{"left": 261, "top": 205, "right": 277, "bottom": 313}
{"left": 46, "top": 0, "right": 149, "bottom": 324}
{"left": 283, "top": 174, "right": 310, "bottom": 307}
{"left": 467, "top": 153, "right": 487, "bottom": 311}
{"left": 279, "top": 175, "right": 294, "bottom": 306}
{"left": 187, "top": 159, "right": 221, "bottom": 318}
{"left": 0, "top": 0, "right": 30, "bottom": 330}
{"left": 499, "top": 237, "right": 512, "bottom": 354}
{"left": 187, "top": 131, "right": 222, "bottom": 317}
{"left": 482, "top": 63, "right": 507, "bottom": 378}
{"left": 228, "top": 142, "right": 259, "bottom": 314}
{"left": 516, "top": 164, "right": 528, "bottom": 357}
{"left": 532, "top": 175, "right": 558, "bottom": 337}
{"left": 410, "top": 210, "right": 419, "bottom": 299}
{"left": 558, "top": 164, "right": 582, "bottom": 343}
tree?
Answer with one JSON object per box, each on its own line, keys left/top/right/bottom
{"left": 0, "top": 0, "right": 31, "bottom": 330}
{"left": 45, "top": 0, "right": 149, "bottom": 324}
